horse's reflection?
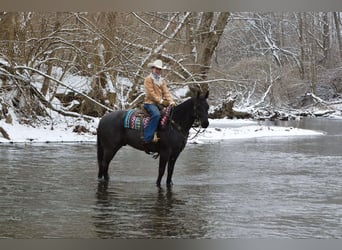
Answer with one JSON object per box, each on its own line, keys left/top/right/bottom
{"left": 146, "top": 187, "right": 193, "bottom": 238}
{"left": 93, "top": 182, "right": 206, "bottom": 238}
{"left": 96, "top": 181, "right": 109, "bottom": 202}
{"left": 155, "top": 187, "right": 176, "bottom": 212}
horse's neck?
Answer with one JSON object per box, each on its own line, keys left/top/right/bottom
{"left": 172, "top": 99, "right": 195, "bottom": 132}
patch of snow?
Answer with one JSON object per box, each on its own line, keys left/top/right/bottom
{"left": 0, "top": 116, "right": 324, "bottom": 145}
{"left": 189, "top": 118, "right": 324, "bottom": 144}
{"left": 0, "top": 110, "right": 98, "bottom": 144}
{"left": 173, "top": 86, "right": 189, "bottom": 99}
{"left": 0, "top": 57, "right": 10, "bottom": 67}
{"left": 117, "top": 76, "right": 133, "bottom": 88}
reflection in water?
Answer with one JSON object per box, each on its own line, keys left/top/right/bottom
{"left": 92, "top": 182, "right": 207, "bottom": 238}
{"left": 156, "top": 187, "right": 175, "bottom": 214}
{"left": 148, "top": 188, "right": 186, "bottom": 238}
{"left": 93, "top": 181, "right": 118, "bottom": 238}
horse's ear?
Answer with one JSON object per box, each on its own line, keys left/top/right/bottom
{"left": 205, "top": 91, "right": 209, "bottom": 99}
{"left": 196, "top": 90, "right": 208, "bottom": 98}
{"left": 197, "top": 91, "right": 200, "bottom": 99}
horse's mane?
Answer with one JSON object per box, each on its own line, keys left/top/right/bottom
{"left": 173, "top": 97, "right": 194, "bottom": 113}
{"left": 170, "top": 97, "right": 195, "bottom": 126}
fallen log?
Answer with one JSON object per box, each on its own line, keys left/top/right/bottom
{"left": 209, "top": 99, "right": 251, "bottom": 119}
{"left": 0, "top": 126, "right": 10, "bottom": 140}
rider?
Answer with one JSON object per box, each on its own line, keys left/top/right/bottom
{"left": 143, "top": 59, "right": 175, "bottom": 144}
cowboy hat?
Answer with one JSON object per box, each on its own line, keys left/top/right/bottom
{"left": 147, "top": 59, "right": 166, "bottom": 69}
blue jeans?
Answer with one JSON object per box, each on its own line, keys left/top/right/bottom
{"left": 143, "top": 104, "right": 161, "bottom": 142}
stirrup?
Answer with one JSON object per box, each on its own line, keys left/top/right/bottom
{"left": 153, "top": 132, "right": 160, "bottom": 143}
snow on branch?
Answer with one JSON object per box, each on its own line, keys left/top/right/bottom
{"left": 248, "top": 14, "right": 300, "bottom": 68}
{"left": 133, "top": 12, "right": 191, "bottom": 80}
{"left": 14, "top": 65, "right": 113, "bottom": 113}
{"left": 131, "top": 12, "right": 187, "bottom": 40}
{"left": 250, "top": 83, "right": 273, "bottom": 109}
{"left": 169, "top": 78, "right": 241, "bottom": 86}
{"left": 153, "top": 12, "right": 191, "bottom": 54}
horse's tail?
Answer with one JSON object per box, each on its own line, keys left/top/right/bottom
{"left": 97, "top": 130, "right": 104, "bottom": 167}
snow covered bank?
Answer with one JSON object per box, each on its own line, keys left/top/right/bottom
{"left": 0, "top": 117, "right": 324, "bottom": 144}
{"left": 189, "top": 119, "right": 325, "bottom": 144}
{"left": 0, "top": 112, "right": 99, "bottom": 144}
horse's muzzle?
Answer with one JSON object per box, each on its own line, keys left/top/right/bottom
{"left": 201, "top": 120, "right": 209, "bottom": 128}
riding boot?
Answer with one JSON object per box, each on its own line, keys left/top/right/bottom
{"left": 152, "top": 132, "right": 160, "bottom": 143}
{"left": 142, "top": 132, "right": 159, "bottom": 154}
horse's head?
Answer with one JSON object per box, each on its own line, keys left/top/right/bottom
{"left": 194, "top": 91, "right": 210, "bottom": 128}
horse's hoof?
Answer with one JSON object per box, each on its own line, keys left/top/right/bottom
{"left": 98, "top": 177, "right": 107, "bottom": 182}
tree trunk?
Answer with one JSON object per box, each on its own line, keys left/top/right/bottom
{"left": 0, "top": 12, "right": 17, "bottom": 60}
{"left": 298, "top": 13, "right": 306, "bottom": 80}
{"left": 41, "top": 13, "right": 62, "bottom": 96}
{"left": 209, "top": 98, "right": 251, "bottom": 119}
{"left": 333, "top": 12, "right": 342, "bottom": 62}
{"left": 322, "top": 12, "right": 330, "bottom": 67}
{"left": 0, "top": 127, "right": 10, "bottom": 140}
{"left": 189, "top": 12, "right": 230, "bottom": 95}
{"left": 310, "top": 14, "right": 318, "bottom": 94}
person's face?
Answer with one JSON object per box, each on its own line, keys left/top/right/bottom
{"left": 152, "top": 67, "right": 162, "bottom": 76}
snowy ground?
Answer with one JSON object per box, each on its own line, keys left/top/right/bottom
{"left": 189, "top": 119, "right": 324, "bottom": 144}
{"left": 0, "top": 113, "right": 325, "bottom": 144}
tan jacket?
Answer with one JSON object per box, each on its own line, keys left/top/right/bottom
{"left": 144, "top": 74, "right": 174, "bottom": 104}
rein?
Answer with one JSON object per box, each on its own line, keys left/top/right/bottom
{"left": 169, "top": 98, "right": 207, "bottom": 140}
{"left": 188, "top": 126, "right": 206, "bottom": 140}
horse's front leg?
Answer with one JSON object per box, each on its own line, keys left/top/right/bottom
{"left": 166, "top": 151, "right": 180, "bottom": 187}
{"left": 156, "top": 153, "right": 168, "bottom": 187}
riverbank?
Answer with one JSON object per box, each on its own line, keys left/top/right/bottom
{"left": 190, "top": 119, "right": 325, "bottom": 144}
{"left": 0, "top": 114, "right": 326, "bottom": 144}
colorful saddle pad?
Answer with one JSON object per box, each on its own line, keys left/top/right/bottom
{"left": 123, "top": 106, "right": 171, "bottom": 130}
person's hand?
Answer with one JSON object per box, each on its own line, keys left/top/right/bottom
{"left": 162, "top": 100, "right": 169, "bottom": 107}
{"left": 170, "top": 102, "right": 176, "bottom": 107}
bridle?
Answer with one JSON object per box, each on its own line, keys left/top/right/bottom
{"left": 189, "top": 98, "right": 207, "bottom": 139}
{"left": 169, "top": 98, "right": 207, "bottom": 140}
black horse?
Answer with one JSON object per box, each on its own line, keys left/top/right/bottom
{"left": 97, "top": 91, "right": 209, "bottom": 187}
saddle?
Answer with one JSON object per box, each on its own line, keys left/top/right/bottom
{"left": 123, "top": 105, "right": 172, "bottom": 131}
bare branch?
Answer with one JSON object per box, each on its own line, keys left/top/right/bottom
{"left": 14, "top": 65, "right": 113, "bottom": 112}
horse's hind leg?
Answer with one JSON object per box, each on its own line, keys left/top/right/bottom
{"left": 97, "top": 134, "right": 106, "bottom": 179}
{"left": 98, "top": 149, "right": 112, "bottom": 180}
{"left": 100, "top": 146, "right": 121, "bottom": 180}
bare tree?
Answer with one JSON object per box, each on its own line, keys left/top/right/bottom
{"left": 187, "top": 12, "right": 230, "bottom": 94}
{"left": 297, "top": 12, "right": 306, "bottom": 80}
{"left": 2, "top": 11, "right": 342, "bottom": 122}
{"left": 41, "top": 13, "right": 63, "bottom": 96}
{"left": 333, "top": 12, "right": 342, "bottom": 62}
{"left": 321, "top": 12, "right": 331, "bottom": 67}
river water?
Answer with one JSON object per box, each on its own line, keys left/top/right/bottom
{"left": 0, "top": 118, "right": 342, "bottom": 238}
